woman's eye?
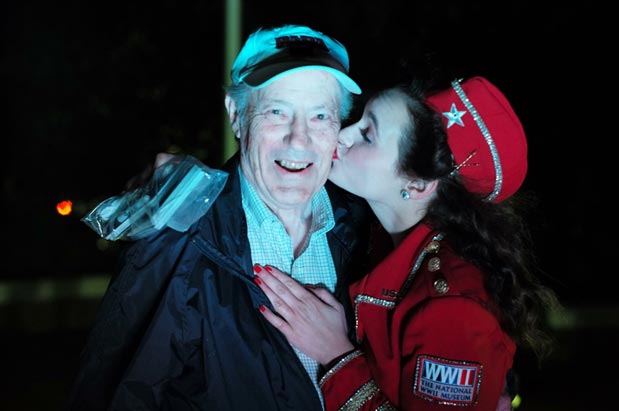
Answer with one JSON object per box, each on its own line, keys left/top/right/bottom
{"left": 360, "top": 128, "right": 372, "bottom": 143}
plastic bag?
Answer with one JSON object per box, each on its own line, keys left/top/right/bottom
{"left": 82, "top": 154, "right": 228, "bottom": 241}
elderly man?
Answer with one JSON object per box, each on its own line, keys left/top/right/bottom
{"left": 67, "top": 24, "right": 371, "bottom": 411}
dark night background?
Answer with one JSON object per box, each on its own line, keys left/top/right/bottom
{"left": 1, "top": 1, "right": 614, "bottom": 410}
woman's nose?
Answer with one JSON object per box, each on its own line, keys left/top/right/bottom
{"left": 337, "top": 127, "right": 354, "bottom": 148}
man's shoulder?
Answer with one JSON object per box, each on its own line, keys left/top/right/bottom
{"left": 118, "top": 225, "right": 194, "bottom": 268}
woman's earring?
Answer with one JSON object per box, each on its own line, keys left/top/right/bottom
{"left": 400, "top": 189, "right": 410, "bottom": 200}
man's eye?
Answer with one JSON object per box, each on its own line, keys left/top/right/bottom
{"left": 316, "top": 113, "right": 327, "bottom": 120}
{"left": 270, "top": 109, "right": 282, "bottom": 115}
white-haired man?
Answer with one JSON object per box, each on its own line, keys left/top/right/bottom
{"left": 67, "top": 24, "right": 371, "bottom": 411}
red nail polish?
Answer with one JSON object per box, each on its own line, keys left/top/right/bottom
{"left": 259, "top": 305, "right": 266, "bottom": 312}
{"left": 253, "top": 277, "right": 262, "bottom": 286}
{"left": 253, "top": 264, "right": 262, "bottom": 274}
{"left": 264, "top": 265, "right": 273, "bottom": 273}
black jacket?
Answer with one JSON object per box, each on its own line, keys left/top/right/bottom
{"left": 66, "top": 154, "right": 372, "bottom": 411}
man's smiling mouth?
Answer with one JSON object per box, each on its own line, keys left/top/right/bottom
{"left": 276, "top": 160, "right": 311, "bottom": 172}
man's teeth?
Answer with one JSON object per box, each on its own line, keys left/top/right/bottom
{"left": 278, "top": 160, "right": 310, "bottom": 170}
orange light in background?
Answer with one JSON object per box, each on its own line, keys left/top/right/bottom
{"left": 56, "top": 200, "right": 73, "bottom": 216}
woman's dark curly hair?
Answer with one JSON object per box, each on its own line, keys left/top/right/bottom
{"left": 375, "top": 81, "right": 561, "bottom": 361}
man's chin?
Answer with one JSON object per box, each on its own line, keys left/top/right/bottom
{"left": 266, "top": 188, "right": 316, "bottom": 209}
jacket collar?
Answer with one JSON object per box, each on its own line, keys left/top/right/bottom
{"left": 192, "top": 153, "right": 252, "bottom": 275}
{"left": 358, "top": 223, "right": 440, "bottom": 304}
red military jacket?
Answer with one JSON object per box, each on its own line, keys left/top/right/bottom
{"left": 320, "top": 223, "right": 515, "bottom": 411}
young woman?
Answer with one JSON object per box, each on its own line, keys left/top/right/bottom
{"left": 253, "top": 76, "right": 560, "bottom": 410}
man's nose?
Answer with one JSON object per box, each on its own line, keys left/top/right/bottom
{"left": 287, "top": 117, "right": 310, "bottom": 146}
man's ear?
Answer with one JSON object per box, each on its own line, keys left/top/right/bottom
{"left": 224, "top": 94, "right": 240, "bottom": 139}
{"left": 408, "top": 179, "right": 437, "bottom": 199}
